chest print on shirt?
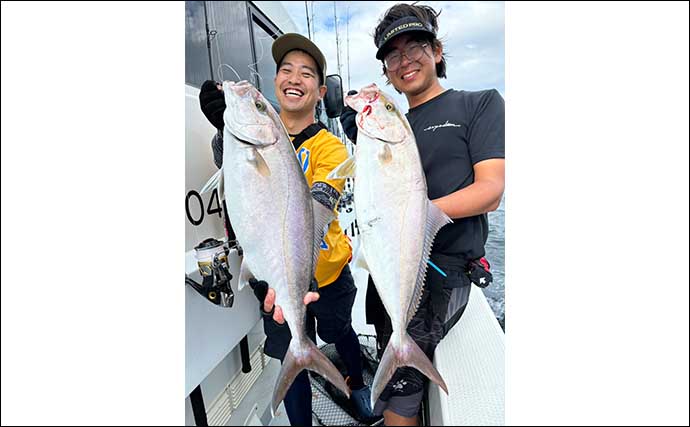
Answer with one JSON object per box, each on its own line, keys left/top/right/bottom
{"left": 423, "top": 120, "right": 463, "bottom": 132}
{"left": 297, "top": 147, "right": 311, "bottom": 173}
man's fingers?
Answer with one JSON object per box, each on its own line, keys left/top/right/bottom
{"left": 273, "top": 305, "right": 285, "bottom": 324}
{"left": 264, "top": 288, "right": 275, "bottom": 313}
{"left": 303, "top": 291, "right": 320, "bottom": 305}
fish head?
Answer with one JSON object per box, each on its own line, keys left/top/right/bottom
{"left": 221, "top": 80, "right": 283, "bottom": 147}
{"left": 345, "top": 83, "right": 411, "bottom": 145}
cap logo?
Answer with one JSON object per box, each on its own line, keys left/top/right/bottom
{"left": 383, "top": 21, "right": 424, "bottom": 45}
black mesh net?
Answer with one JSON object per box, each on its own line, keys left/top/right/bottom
{"left": 309, "top": 335, "right": 384, "bottom": 426}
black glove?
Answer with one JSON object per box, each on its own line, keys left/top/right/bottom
{"left": 211, "top": 130, "right": 224, "bottom": 169}
{"left": 340, "top": 90, "right": 359, "bottom": 143}
{"left": 199, "top": 80, "right": 226, "bottom": 130}
{"left": 309, "top": 277, "right": 319, "bottom": 293}
{"left": 248, "top": 278, "right": 291, "bottom": 360}
{"left": 249, "top": 278, "right": 319, "bottom": 307}
{"left": 248, "top": 278, "right": 271, "bottom": 313}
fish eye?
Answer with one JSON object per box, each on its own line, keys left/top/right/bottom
{"left": 255, "top": 100, "right": 267, "bottom": 112}
{"left": 385, "top": 102, "right": 395, "bottom": 112}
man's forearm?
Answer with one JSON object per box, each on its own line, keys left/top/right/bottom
{"left": 432, "top": 179, "right": 504, "bottom": 219}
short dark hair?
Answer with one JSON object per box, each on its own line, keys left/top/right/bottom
{"left": 275, "top": 49, "right": 324, "bottom": 86}
{"left": 373, "top": 3, "right": 447, "bottom": 80}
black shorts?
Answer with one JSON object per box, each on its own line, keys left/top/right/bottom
{"left": 365, "top": 253, "right": 471, "bottom": 417}
{"left": 262, "top": 265, "right": 357, "bottom": 360}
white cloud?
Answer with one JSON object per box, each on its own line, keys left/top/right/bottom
{"left": 281, "top": 1, "right": 504, "bottom": 112}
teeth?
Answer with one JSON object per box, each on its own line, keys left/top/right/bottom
{"left": 402, "top": 71, "right": 417, "bottom": 80}
{"left": 285, "top": 89, "right": 303, "bottom": 97}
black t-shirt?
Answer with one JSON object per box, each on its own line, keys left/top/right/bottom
{"left": 406, "top": 88, "right": 505, "bottom": 259}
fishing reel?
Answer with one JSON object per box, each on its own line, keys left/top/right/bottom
{"left": 186, "top": 238, "right": 242, "bottom": 307}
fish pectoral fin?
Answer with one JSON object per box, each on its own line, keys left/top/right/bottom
{"left": 353, "top": 246, "right": 370, "bottom": 273}
{"left": 327, "top": 156, "right": 356, "bottom": 180}
{"left": 378, "top": 144, "right": 393, "bottom": 164}
{"left": 237, "top": 259, "right": 255, "bottom": 291}
{"left": 246, "top": 148, "right": 271, "bottom": 177}
{"left": 199, "top": 167, "right": 224, "bottom": 195}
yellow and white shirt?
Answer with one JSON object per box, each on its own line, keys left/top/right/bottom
{"left": 290, "top": 123, "right": 351, "bottom": 288}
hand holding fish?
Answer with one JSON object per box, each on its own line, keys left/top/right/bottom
{"left": 249, "top": 278, "right": 320, "bottom": 324}
{"left": 199, "top": 80, "right": 226, "bottom": 130}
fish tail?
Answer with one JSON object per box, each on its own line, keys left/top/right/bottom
{"left": 271, "top": 339, "right": 350, "bottom": 416}
{"left": 370, "top": 332, "right": 448, "bottom": 408}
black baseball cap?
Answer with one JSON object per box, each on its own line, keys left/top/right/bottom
{"left": 375, "top": 16, "right": 436, "bottom": 60}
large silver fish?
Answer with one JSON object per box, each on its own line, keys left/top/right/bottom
{"left": 201, "top": 80, "right": 350, "bottom": 414}
{"left": 328, "top": 84, "right": 451, "bottom": 407}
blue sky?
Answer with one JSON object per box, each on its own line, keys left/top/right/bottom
{"left": 280, "top": 1, "right": 505, "bottom": 111}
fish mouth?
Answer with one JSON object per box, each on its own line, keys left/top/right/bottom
{"left": 371, "top": 134, "right": 406, "bottom": 144}
{"left": 227, "top": 126, "right": 277, "bottom": 147}
{"left": 356, "top": 122, "right": 407, "bottom": 144}
{"left": 358, "top": 84, "right": 380, "bottom": 102}
{"left": 225, "top": 80, "right": 254, "bottom": 96}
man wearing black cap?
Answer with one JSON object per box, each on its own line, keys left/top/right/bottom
{"left": 362, "top": 4, "right": 505, "bottom": 425}
{"left": 198, "top": 33, "right": 376, "bottom": 426}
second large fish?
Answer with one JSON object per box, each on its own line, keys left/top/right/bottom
{"left": 329, "top": 84, "right": 451, "bottom": 407}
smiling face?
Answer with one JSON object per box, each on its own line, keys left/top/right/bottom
{"left": 383, "top": 34, "right": 442, "bottom": 98}
{"left": 274, "top": 50, "right": 326, "bottom": 115}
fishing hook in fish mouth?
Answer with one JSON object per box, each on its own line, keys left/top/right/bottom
{"left": 359, "top": 105, "right": 386, "bottom": 130}
{"left": 358, "top": 104, "right": 372, "bottom": 128}
{"left": 360, "top": 104, "right": 387, "bottom": 129}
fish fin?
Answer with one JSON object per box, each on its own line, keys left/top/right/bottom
{"left": 199, "top": 167, "right": 223, "bottom": 195}
{"left": 271, "top": 346, "right": 303, "bottom": 418}
{"left": 272, "top": 339, "right": 350, "bottom": 416}
{"left": 246, "top": 148, "right": 271, "bottom": 177}
{"left": 217, "top": 169, "right": 225, "bottom": 201}
{"left": 302, "top": 339, "right": 350, "bottom": 398}
{"left": 405, "top": 200, "right": 453, "bottom": 325}
{"left": 378, "top": 144, "right": 393, "bottom": 164}
{"left": 370, "top": 332, "right": 448, "bottom": 409}
{"left": 237, "top": 260, "right": 255, "bottom": 291}
{"left": 312, "top": 200, "right": 335, "bottom": 275}
{"left": 327, "top": 156, "right": 356, "bottom": 180}
{"left": 353, "top": 246, "right": 370, "bottom": 273}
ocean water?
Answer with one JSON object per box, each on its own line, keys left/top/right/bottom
{"left": 484, "top": 194, "right": 506, "bottom": 330}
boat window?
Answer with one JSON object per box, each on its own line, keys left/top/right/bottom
{"left": 249, "top": 7, "right": 282, "bottom": 112}
{"left": 185, "top": 1, "right": 211, "bottom": 88}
